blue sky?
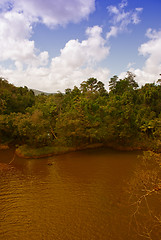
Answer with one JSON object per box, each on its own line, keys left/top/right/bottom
{"left": 0, "top": 0, "right": 161, "bottom": 92}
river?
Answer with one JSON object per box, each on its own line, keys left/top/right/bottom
{"left": 0, "top": 148, "right": 159, "bottom": 240}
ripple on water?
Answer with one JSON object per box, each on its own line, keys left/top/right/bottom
{"left": 0, "top": 148, "right": 157, "bottom": 240}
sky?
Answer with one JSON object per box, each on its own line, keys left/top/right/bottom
{"left": 0, "top": 0, "right": 161, "bottom": 92}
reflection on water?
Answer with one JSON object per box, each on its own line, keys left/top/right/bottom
{"left": 0, "top": 148, "right": 155, "bottom": 240}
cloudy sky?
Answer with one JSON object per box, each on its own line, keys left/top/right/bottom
{"left": 0, "top": 0, "right": 161, "bottom": 92}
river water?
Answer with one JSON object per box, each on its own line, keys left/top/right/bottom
{"left": 0, "top": 148, "right": 159, "bottom": 240}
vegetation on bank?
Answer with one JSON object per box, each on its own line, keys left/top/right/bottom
{"left": 1, "top": 72, "right": 161, "bottom": 157}
{"left": 15, "top": 145, "right": 71, "bottom": 158}
{"left": 128, "top": 151, "right": 161, "bottom": 239}
{"left": 15, "top": 143, "right": 104, "bottom": 158}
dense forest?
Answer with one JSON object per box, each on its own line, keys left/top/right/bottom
{"left": 1, "top": 72, "right": 161, "bottom": 154}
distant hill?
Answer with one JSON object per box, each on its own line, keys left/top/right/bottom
{"left": 31, "top": 89, "right": 55, "bottom": 96}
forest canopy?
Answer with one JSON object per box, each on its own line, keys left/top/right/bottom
{"left": 1, "top": 73, "right": 161, "bottom": 151}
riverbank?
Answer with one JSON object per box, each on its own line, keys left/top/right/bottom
{"left": 105, "top": 137, "right": 161, "bottom": 152}
{"left": 14, "top": 137, "right": 161, "bottom": 159}
{"left": 15, "top": 143, "right": 104, "bottom": 158}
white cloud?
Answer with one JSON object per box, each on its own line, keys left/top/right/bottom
{"left": 0, "top": 11, "right": 33, "bottom": 62}
{"left": 48, "top": 25, "right": 110, "bottom": 91}
{"left": 0, "top": 10, "right": 49, "bottom": 66}
{"left": 2, "top": 0, "right": 95, "bottom": 27}
{"left": 55, "top": 26, "right": 109, "bottom": 67}
{"left": 106, "top": 0, "right": 143, "bottom": 39}
{"left": 0, "top": 25, "right": 110, "bottom": 92}
{"left": 106, "top": 26, "right": 118, "bottom": 39}
{"left": 127, "top": 62, "right": 135, "bottom": 68}
{"left": 0, "top": 65, "right": 110, "bottom": 93}
{"left": 0, "top": 0, "right": 101, "bottom": 92}
{"left": 126, "top": 29, "right": 161, "bottom": 85}
{"left": 119, "top": 0, "right": 128, "bottom": 9}
{"left": 0, "top": 0, "right": 96, "bottom": 65}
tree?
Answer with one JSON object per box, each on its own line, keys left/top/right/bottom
{"left": 80, "top": 78, "right": 107, "bottom": 95}
{"left": 11, "top": 111, "right": 52, "bottom": 147}
{"left": 125, "top": 71, "right": 138, "bottom": 90}
{"left": 80, "top": 78, "right": 98, "bottom": 93}
{"left": 109, "top": 72, "right": 138, "bottom": 95}
{"left": 109, "top": 75, "right": 118, "bottom": 92}
{"left": 0, "top": 77, "right": 35, "bottom": 114}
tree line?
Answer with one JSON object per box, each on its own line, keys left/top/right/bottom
{"left": 1, "top": 72, "right": 161, "bottom": 150}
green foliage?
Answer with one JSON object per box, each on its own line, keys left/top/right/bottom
{"left": 16, "top": 145, "right": 72, "bottom": 158}
{"left": 109, "top": 72, "right": 138, "bottom": 95}
{"left": 80, "top": 77, "right": 107, "bottom": 96}
{"left": 1, "top": 73, "right": 161, "bottom": 150}
{"left": 0, "top": 77, "right": 35, "bottom": 114}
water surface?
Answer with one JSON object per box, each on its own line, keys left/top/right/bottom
{"left": 0, "top": 148, "right": 149, "bottom": 239}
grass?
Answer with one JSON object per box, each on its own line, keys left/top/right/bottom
{"left": 16, "top": 145, "right": 73, "bottom": 158}
{"left": 15, "top": 143, "right": 104, "bottom": 158}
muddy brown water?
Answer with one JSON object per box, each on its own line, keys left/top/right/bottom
{"left": 0, "top": 148, "right": 159, "bottom": 240}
